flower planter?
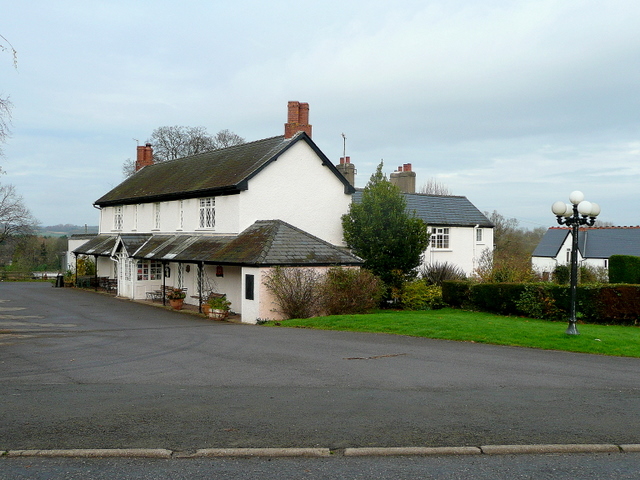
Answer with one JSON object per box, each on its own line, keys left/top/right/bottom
{"left": 208, "top": 309, "right": 229, "bottom": 320}
{"left": 169, "top": 298, "right": 184, "bottom": 310}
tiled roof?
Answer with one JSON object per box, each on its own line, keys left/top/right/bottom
{"left": 94, "top": 133, "right": 354, "bottom": 207}
{"left": 531, "top": 228, "right": 569, "bottom": 257}
{"left": 74, "top": 221, "right": 362, "bottom": 267}
{"left": 72, "top": 234, "right": 117, "bottom": 256}
{"left": 532, "top": 226, "right": 640, "bottom": 259}
{"left": 352, "top": 190, "right": 494, "bottom": 227}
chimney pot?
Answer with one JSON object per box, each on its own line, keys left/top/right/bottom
{"left": 135, "top": 143, "right": 154, "bottom": 171}
{"left": 284, "top": 101, "right": 312, "bottom": 139}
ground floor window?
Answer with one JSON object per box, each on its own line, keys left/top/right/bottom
{"left": 245, "top": 274, "right": 254, "bottom": 300}
{"left": 137, "top": 259, "right": 162, "bottom": 280}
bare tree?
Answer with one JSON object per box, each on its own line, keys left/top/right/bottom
{"left": 148, "top": 126, "right": 245, "bottom": 163}
{"left": 0, "top": 34, "right": 17, "bottom": 158}
{"left": 213, "top": 129, "right": 245, "bottom": 149}
{"left": 122, "top": 126, "right": 245, "bottom": 177}
{"left": 419, "top": 178, "right": 452, "bottom": 196}
{"left": 0, "top": 173, "right": 38, "bottom": 244}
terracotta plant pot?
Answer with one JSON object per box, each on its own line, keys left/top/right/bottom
{"left": 169, "top": 298, "right": 184, "bottom": 310}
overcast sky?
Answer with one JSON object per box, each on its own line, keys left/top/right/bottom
{"left": 2, "top": 0, "right": 639, "bottom": 229}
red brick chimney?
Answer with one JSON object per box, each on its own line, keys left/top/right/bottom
{"left": 284, "top": 101, "right": 312, "bottom": 139}
{"left": 135, "top": 143, "right": 153, "bottom": 171}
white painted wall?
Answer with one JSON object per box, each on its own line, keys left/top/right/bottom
{"left": 238, "top": 141, "right": 351, "bottom": 245}
{"left": 423, "top": 226, "right": 494, "bottom": 277}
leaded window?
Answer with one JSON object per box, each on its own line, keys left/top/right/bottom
{"left": 199, "top": 197, "right": 215, "bottom": 229}
{"left": 114, "top": 206, "right": 123, "bottom": 230}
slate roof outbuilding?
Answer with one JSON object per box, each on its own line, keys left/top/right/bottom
{"left": 352, "top": 191, "right": 494, "bottom": 227}
{"left": 532, "top": 226, "right": 640, "bottom": 259}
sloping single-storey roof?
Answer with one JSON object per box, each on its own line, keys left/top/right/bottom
{"left": 74, "top": 220, "right": 362, "bottom": 267}
{"left": 532, "top": 226, "right": 640, "bottom": 259}
{"left": 94, "top": 132, "right": 354, "bottom": 207}
{"left": 531, "top": 228, "right": 570, "bottom": 258}
{"left": 72, "top": 234, "right": 117, "bottom": 256}
{"left": 351, "top": 190, "right": 494, "bottom": 228}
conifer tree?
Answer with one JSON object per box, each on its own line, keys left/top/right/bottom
{"left": 342, "top": 162, "right": 429, "bottom": 294}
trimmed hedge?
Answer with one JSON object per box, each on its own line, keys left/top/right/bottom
{"left": 442, "top": 281, "right": 640, "bottom": 326}
{"left": 609, "top": 255, "right": 640, "bottom": 284}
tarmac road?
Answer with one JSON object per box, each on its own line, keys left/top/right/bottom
{"left": 1, "top": 283, "right": 639, "bottom": 453}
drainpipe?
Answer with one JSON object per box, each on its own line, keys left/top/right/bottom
{"left": 198, "top": 262, "right": 204, "bottom": 314}
{"left": 162, "top": 261, "right": 167, "bottom": 306}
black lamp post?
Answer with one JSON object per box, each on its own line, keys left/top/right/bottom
{"left": 551, "top": 191, "right": 601, "bottom": 335}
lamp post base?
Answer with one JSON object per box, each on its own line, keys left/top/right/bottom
{"left": 566, "top": 322, "right": 580, "bottom": 335}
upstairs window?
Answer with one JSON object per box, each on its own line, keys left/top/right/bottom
{"left": 476, "top": 228, "right": 483, "bottom": 242}
{"left": 431, "top": 227, "right": 450, "bottom": 249}
{"left": 153, "top": 202, "right": 161, "bottom": 230}
{"left": 199, "top": 197, "right": 215, "bottom": 229}
{"left": 114, "top": 206, "right": 123, "bottom": 231}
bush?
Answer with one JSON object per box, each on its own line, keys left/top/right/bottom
{"left": 441, "top": 281, "right": 472, "bottom": 308}
{"left": 469, "top": 283, "right": 527, "bottom": 316}
{"left": 420, "top": 262, "right": 466, "bottom": 286}
{"left": 264, "top": 267, "right": 384, "bottom": 319}
{"left": 609, "top": 255, "right": 640, "bottom": 284}
{"left": 515, "top": 284, "right": 564, "bottom": 320}
{"left": 401, "top": 280, "right": 445, "bottom": 310}
{"left": 553, "top": 265, "right": 570, "bottom": 285}
{"left": 323, "top": 267, "right": 384, "bottom": 315}
{"left": 263, "top": 267, "right": 324, "bottom": 319}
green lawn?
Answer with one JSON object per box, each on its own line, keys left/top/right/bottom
{"left": 266, "top": 308, "right": 640, "bottom": 358}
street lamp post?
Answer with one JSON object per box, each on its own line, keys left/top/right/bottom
{"left": 551, "top": 191, "right": 601, "bottom": 335}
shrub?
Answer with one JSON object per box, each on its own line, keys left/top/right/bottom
{"left": 76, "top": 255, "right": 96, "bottom": 276}
{"left": 609, "top": 255, "right": 640, "bottom": 284}
{"left": 441, "top": 281, "right": 472, "bottom": 308}
{"left": 515, "top": 284, "right": 563, "bottom": 320}
{"left": 263, "top": 267, "right": 323, "bottom": 319}
{"left": 553, "top": 265, "right": 570, "bottom": 285}
{"left": 401, "top": 280, "right": 445, "bottom": 310}
{"left": 469, "top": 283, "right": 527, "bottom": 315}
{"left": 322, "top": 267, "right": 384, "bottom": 315}
{"left": 420, "top": 261, "right": 466, "bottom": 286}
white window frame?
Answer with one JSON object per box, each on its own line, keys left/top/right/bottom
{"left": 153, "top": 202, "right": 161, "bottom": 230}
{"left": 199, "top": 197, "right": 215, "bottom": 229}
{"left": 136, "top": 259, "right": 162, "bottom": 281}
{"left": 114, "top": 206, "right": 123, "bottom": 231}
{"left": 476, "top": 228, "right": 483, "bottom": 243}
{"left": 431, "top": 227, "right": 450, "bottom": 249}
{"left": 178, "top": 200, "right": 184, "bottom": 230}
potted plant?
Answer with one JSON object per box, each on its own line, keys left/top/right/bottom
{"left": 166, "top": 287, "right": 186, "bottom": 310}
{"left": 63, "top": 270, "right": 75, "bottom": 287}
{"left": 207, "top": 296, "right": 231, "bottom": 320}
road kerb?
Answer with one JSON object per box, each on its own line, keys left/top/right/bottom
{"left": 343, "top": 446, "right": 481, "bottom": 456}
{"left": 480, "top": 444, "right": 620, "bottom": 455}
{"left": 6, "top": 449, "right": 173, "bottom": 458}
{"left": 620, "top": 445, "right": 640, "bottom": 453}
{"left": 193, "top": 448, "right": 331, "bottom": 457}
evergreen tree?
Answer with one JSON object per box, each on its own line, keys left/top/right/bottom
{"left": 342, "top": 162, "right": 429, "bottom": 293}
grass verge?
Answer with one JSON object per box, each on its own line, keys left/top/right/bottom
{"left": 266, "top": 308, "right": 640, "bottom": 358}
